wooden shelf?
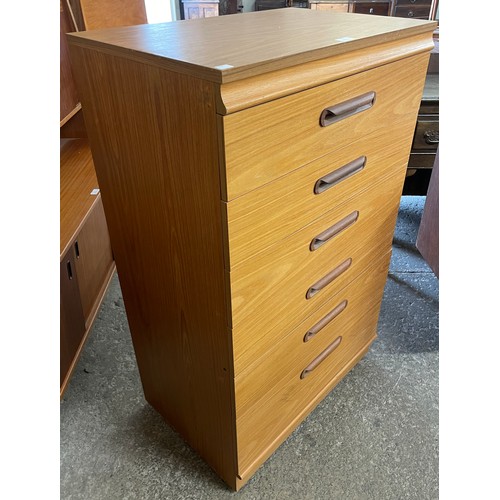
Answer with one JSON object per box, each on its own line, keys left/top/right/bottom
{"left": 60, "top": 138, "right": 100, "bottom": 259}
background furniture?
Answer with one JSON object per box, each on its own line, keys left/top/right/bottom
{"left": 78, "top": 0, "right": 147, "bottom": 29}
{"left": 309, "top": 0, "right": 392, "bottom": 15}
{"left": 68, "top": 8, "right": 436, "bottom": 490}
{"left": 309, "top": 0, "right": 434, "bottom": 17}
{"left": 416, "top": 147, "right": 439, "bottom": 276}
{"left": 403, "top": 28, "right": 438, "bottom": 194}
{"left": 60, "top": 0, "right": 115, "bottom": 396}
{"left": 182, "top": 0, "right": 220, "bottom": 18}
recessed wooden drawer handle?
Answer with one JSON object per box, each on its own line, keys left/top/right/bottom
{"left": 304, "top": 300, "right": 348, "bottom": 342}
{"left": 305, "top": 258, "right": 352, "bottom": 300}
{"left": 319, "top": 91, "right": 376, "bottom": 127}
{"left": 310, "top": 211, "right": 359, "bottom": 251}
{"left": 300, "top": 336, "right": 343, "bottom": 379}
{"left": 314, "top": 156, "right": 366, "bottom": 194}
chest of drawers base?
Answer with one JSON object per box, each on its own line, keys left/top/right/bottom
{"left": 68, "top": 10, "right": 436, "bottom": 490}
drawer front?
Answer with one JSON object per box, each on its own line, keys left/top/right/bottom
{"left": 412, "top": 119, "right": 439, "bottom": 150}
{"left": 408, "top": 152, "right": 435, "bottom": 169}
{"left": 310, "top": 2, "right": 349, "bottom": 11}
{"left": 225, "top": 129, "right": 412, "bottom": 268}
{"left": 235, "top": 252, "right": 390, "bottom": 475}
{"left": 393, "top": 5, "right": 431, "bottom": 18}
{"left": 221, "top": 53, "right": 430, "bottom": 200}
{"left": 394, "top": 0, "right": 431, "bottom": 5}
{"left": 352, "top": 2, "right": 390, "bottom": 15}
{"left": 230, "top": 170, "right": 404, "bottom": 373}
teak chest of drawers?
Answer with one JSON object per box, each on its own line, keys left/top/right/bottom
{"left": 68, "top": 9, "right": 436, "bottom": 490}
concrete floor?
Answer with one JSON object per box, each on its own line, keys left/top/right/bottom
{"left": 60, "top": 195, "right": 439, "bottom": 499}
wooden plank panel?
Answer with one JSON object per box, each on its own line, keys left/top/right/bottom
{"left": 79, "top": 0, "right": 147, "bottom": 30}
{"left": 60, "top": 248, "right": 86, "bottom": 389}
{"left": 60, "top": 139, "right": 101, "bottom": 258}
{"left": 73, "top": 197, "right": 114, "bottom": 327}
{"left": 60, "top": 0, "right": 80, "bottom": 125}
{"left": 68, "top": 44, "right": 237, "bottom": 488}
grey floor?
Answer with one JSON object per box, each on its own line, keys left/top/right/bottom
{"left": 60, "top": 195, "right": 438, "bottom": 500}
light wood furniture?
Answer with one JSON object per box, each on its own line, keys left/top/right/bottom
{"left": 182, "top": 0, "right": 219, "bottom": 18}
{"left": 78, "top": 0, "right": 147, "bottom": 30}
{"left": 68, "top": 9, "right": 436, "bottom": 489}
{"left": 310, "top": 0, "right": 392, "bottom": 15}
{"left": 60, "top": 0, "right": 115, "bottom": 396}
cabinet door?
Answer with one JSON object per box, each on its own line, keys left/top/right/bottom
{"left": 74, "top": 196, "right": 114, "bottom": 327}
{"left": 60, "top": 248, "right": 85, "bottom": 388}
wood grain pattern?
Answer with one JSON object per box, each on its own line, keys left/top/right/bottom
{"left": 222, "top": 53, "right": 430, "bottom": 200}
{"left": 68, "top": 9, "right": 437, "bottom": 84}
{"left": 235, "top": 252, "right": 391, "bottom": 477}
{"left": 310, "top": 2, "right": 349, "bottom": 11}
{"left": 217, "top": 32, "right": 433, "bottom": 114}
{"left": 230, "top": 170, "right": 406, "bottom": 373}
{"left": 60, "top": 139, "right": 101, "bottom": 258}
{"left": 73, "top": 196, "right": 114, "bottom": 327}
{"left": 79, "top": 0, "right": 147, "bottom": 30}
{"left": 66, "top": 12, "right": 437, "bottom": 490}
{"left": 60, "top": 248, "right": 86, "bottom": 388}
{"left": 225, "top": 129, "right": 415, "bottom": 268}
{"left": 235, "top": 250, "right": 391, "bottom": 406}
{"left": 60, "top": 1, "right": 80, "bottom": 125}
{"left": 68, "top": 44, "right": 238, "bottom": 488}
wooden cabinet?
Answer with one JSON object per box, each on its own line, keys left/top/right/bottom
{"left": 309, "top": 0, "right": 438, "bottom": 19}
{"left": 68, "top": 9, "right": 436, "bottom": 490}
{"left": 310, "top": 0, "right": 392, "bottom": 14}
{"left": 60, "top": 247, "right": 86, "bottom": 386}
{"left": 392, "top": 0, "right": 433, "bottom": 19}
{"left": 60, "top": 1, "right": 116, "bottom": 396}
{"left": 60, "top": 139, "right": 115, "bottom": 395}
{"left": 309, "top": 1, "right": 349, "bottom": 11}
{"left": 182, "top": 0, "right": 219, "bottom": 18}
{"left": 352, "top": 1, "right": 391, "bottom": 15}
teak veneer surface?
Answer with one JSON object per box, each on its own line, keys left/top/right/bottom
{"left": 68, "top": 9, "right": 437, "bottom": 84}
{"left": 67, "top": 9, "right": 437, "bottom": 490}
{"left": 60, "top": 139, "right": 100, "bottom": 258}
{"left": 235, "top": 251, "right": 391, "bottom": 477}
{"left": 224, "top": 130, "right": 413, "bottom": 268}
{"left": 221, "top": 53, "right": 429, "bottom": 200}
{"left": 230, "top": 170, "right": 405, "bottom": 373}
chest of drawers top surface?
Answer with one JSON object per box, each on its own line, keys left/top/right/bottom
{"left": 68, "top": 9, "right": 436, "bottom": 84}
